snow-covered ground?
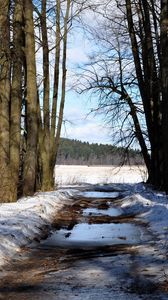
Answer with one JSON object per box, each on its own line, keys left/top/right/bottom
{"left": 0, "top": 190, "right": 72, "bottom": 268}
{"left": 121, "top": 183, "right": 168, "bottom": 247}
{"left": 55, "top": 165, "right": 147, "bottom": 185}
{"left": 0, "top": 165, "right": 168, "bottom": 270}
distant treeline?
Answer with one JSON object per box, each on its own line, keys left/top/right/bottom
{"left": 57, "top": 138, "right": 144, "bottom": 165}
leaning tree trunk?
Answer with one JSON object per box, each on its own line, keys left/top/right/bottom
{"left": 123, "top": 90, "right": 151, "bottom": 174}
{"left": 10, "top": 0, "right": 24, "bottom": 200}
{"left": 23, "top": 0, "right": 38, "bottom": 196}
{"left": 0, "top": 0, "right": 14, "bottom": 202}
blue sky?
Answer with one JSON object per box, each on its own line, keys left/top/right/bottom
{"left": 62, "top": 90, "right": 112, "bottom": 144}
{"left": 35, "top": 5, "right": 114, "bottom": 145}
{"left": 61, "top": 24, "right": 113, "bottom": 145}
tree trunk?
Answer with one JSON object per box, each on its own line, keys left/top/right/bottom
{"left": 124, "top": 91, "right": 151, "bottom": 174}
{"left": 126, "top": 0, "right": 162, "bottom": 187}
{"left": 10, "top": 0, "right": 24, "bottom": 200}
{"left": 49, "top": 0, "right": 61, "bottom": 184}
{"left": 0, "top": 0, "right": 14, "bottom": 202}
{"left": 52, "top": 0, "right": 71, "bottom": 173}
{"left": 39, "top": 0, "right": 53, "bottom": 191}
{"left": 23, "top": 0, "right": 38, "bottom": 196}
{"left": 160, "top": 0, "right": 168, "bottom": 191}
{"left": 139, "top": 0, "right": 162, "bottom": 187}
{"left": 37, "top": 0, "right": 71, "bottom": 191}
{"left": 51, "top": 0, "right": 61, "bottom": 140}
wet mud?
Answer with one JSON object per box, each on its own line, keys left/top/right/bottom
{"left": 0, "top": 187, "right": 168, "bottom": 299}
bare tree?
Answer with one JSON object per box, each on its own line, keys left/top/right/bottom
{"left": 0, "top": 0, "right": 93, "bottom": 202}
{"left": 75, "top": 5, "right": 150, "bottom": 169}
{"left": 75, "top": 0, "right": 168, "bottom": 190}
{"left": 36, "top": 0, "right": 71, "bottom": 191}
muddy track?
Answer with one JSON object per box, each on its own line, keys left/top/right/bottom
{"left": 0, "top": 187, "right": 168, "bottom": 300}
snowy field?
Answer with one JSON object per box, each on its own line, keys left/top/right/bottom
{"left": 1, "top": 164, "right": 168, "bottom": 273}
{"left": 55, "top": 165, "right": 147, "bottom": 185}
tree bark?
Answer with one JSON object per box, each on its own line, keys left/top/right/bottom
{"left": 52, "top": 0, "right": 71, "bottom": 174}
{"left": 39, "top": 0, "right": 53, "bottom": 191}
{"left": 160, "top": 0, "right": 168, "bottom": 191}
{"left": 139, "top": 0, "right": 162, "bottom": 186}
{"left": 123, "top": 91, "right": 151, "bottom": 173}
{"left": 37, "top": 0, "right": 71, "bottom": 191}
{"left": 10, "top": 0, "right": 24, "bottom": 200}
{"left": 126, "top": 0, "right": 162, "bottom": 187}
{"left": 0, "top": 0, "right": 13, "bottom": 202}
{"left": 23, "top": 0, "right": 38, "bottom": 196}
{"left": 51, "top": 0, "right": 61, "bottom": 140}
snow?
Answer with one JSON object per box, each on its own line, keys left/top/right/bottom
{"left": 1, "top": 166, "right": 168, "bottom": 270}
{"left": 55, "top": 165, "right": 147, "bottom": 185}
{"left": 115, "top": 183, "right": 168, "bottom": 254}
{"left": 0, "top": 190, "right": 71, "bottom": 268}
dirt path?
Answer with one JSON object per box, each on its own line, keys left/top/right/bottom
{"left": 0, "top": 187, "right": 168, "bottom": 299}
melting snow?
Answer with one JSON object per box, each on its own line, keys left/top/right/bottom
{"left": 0, "top": 190, "right": 71, "bottom": 267}
{"left": 0, "top": 175, "right": 168, "bottom": 269}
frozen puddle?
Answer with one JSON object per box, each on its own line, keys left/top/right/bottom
{"left": 83, "top": 207, "right": 122, "bottom": 217}
{"left": 81, "top": 191, "right": 120, "bottom": 199}
{"left": 42, "top": 223, "right": 143, "bottom": 248}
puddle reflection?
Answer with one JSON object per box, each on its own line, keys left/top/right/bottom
{"left": 83, "top": 207, "right": 122, "bottom": 217}
{"left": 42, "top": 223, "right": 142, "bottom": 248}
{"left": 81, "top": 191, "right": 120, "bottom": 199}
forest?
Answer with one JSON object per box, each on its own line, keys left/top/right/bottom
{"left": 57, "top": 138, "right": 144, "bottom": 165}
{"left": 0, "top": 0, "right": 168, "bottom": 202}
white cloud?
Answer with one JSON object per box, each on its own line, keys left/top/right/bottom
{"left": 62, "top": 108, "right": 111, "bottom": 144}
{"left": 67, "top": 47, "right": 88, "bottom": 65}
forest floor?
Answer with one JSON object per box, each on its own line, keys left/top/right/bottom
{"left": 1, "top": 178, "right": 168, "bottom": 299}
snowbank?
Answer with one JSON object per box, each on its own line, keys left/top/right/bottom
{"left": 0, "top": 190, "right": 72, "bottom": 268}
{"left": 122, "top": 183, "right": 168, "bottom": 243}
